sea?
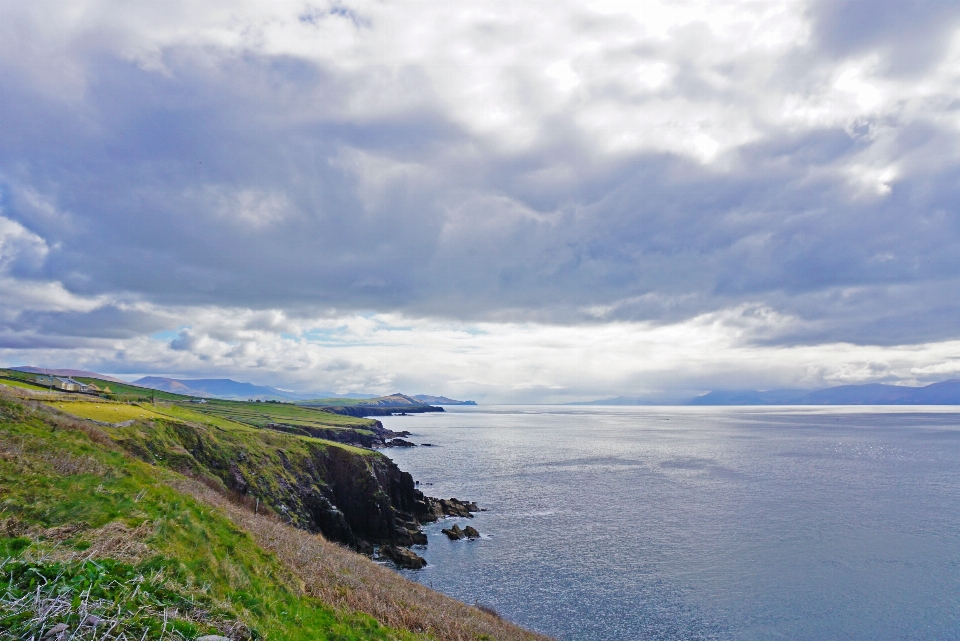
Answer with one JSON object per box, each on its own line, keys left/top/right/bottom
{"left": 380, "top": 405, "right": 960, "bottom": 641}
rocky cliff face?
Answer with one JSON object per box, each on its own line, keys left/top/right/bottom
{"left": 262, "top": 419, "right": 409, "bottom": 449}
{"left": 113, "top": 418, "right": 443, "bottom": 550}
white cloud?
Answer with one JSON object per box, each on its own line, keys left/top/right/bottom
{"left": 4, "top": 1, "right": 960, "bottom": 398}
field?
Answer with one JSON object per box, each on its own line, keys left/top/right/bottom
{"left": 183, "top": 399, "right": 378, "bottom": 432}
{"left": 0, "top": 377, "right": 49, "bottom": 391}
{"left": 147, "top": 402, "right": 262, "bottom": 432}
{"left": 148, "top": 403, "right": 373, "bottom": 456}
{"left": 43, "top": 401, "right": 166, "bottom": 423}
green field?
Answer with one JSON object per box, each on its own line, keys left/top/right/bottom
{"left": 182, "top": 399, "right": 378, "bottom": 432}
{"left": 1, "top": 369, "right": 380, "bottom": 445}
{"left": 0, "top": 377, "right": 49, "bottom": 391}
{"left": 148, "top": 402, "right": 373, "bottom": 456}
{"left": 43, "top": 401, "right": 166, "bottom": 423}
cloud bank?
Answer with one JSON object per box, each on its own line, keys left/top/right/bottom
{"left": 4, "top": 0, "right": 960, "bottom": 399}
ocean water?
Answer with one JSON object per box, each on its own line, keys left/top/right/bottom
{"left": 381, "top": 406, "right": 960, "bottom": 641}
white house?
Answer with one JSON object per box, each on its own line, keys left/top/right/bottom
{"left": 35, "top": 376, "right": 92, "bottom": 393}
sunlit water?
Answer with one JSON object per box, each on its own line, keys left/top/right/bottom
{"left": 380, "top": 406, "right": 960, "bottom": 641}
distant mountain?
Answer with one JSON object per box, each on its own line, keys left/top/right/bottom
{"left": 686, "top": 381, "right": 960, "bottom": 405}
{"left": 308, "top": 394, "right": 433, "bottom": 408}
{"left": 12, "top": 366, "right": 126, "bottom": 383}
{"left": 412, "top": 394, "right": 477, "bottom": 405}
{"left": 568, "top": 396, "right": 666, "bottom": 406}
{"left": 131, "top": 377, "right": 324, "bottom": 400}
{"left": 618, "top": 380, "right": 960, "bottom": 406}
{"left": 686, "top": 389, "right": 811, "bottom": 405}
{"left": 797, "top": 380, "right": 960, "bottom": 405}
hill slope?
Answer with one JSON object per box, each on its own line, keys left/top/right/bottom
{"left": 131, "top": 376, "right": 321, "bottom": 400}
{"left": 412, "top": 395, "right": 477, "bottom": 405}
{"left": 12, "top": 366, "right": 126, "bottom": 383}
{"left": 0, "top": 385, "right": 548, "bottom": 640}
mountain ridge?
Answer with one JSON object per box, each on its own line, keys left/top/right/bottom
{"left": 11, "top": 366, "right": 127, "bottom": 383}
{"left": 575, "top": 379, "right": 960, "bottom": 405}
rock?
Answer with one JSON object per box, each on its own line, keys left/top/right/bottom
{"left": 354, "top": 539, "right": 373, "bottom": 555}
{"left": 385, "top": 438, "right": 417, "bottom": 447}
{"left": 380, "top": 544, "right": 427, "bottom": 569}
{"left": 408, "top": 529, "right": 428, "bottom": 545}
{"left": 440, "top": 498, "right": 473, "bottom": 517}
{"left": 82, "top": 615, "right": 103, "bottom": 626}
{"left": 462, "top": 525, "right": 480, "bottom": 538}
{"left": 441, "top": 524, "right": 465, "bottom": 540}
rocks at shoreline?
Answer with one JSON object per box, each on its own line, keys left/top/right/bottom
{"left": 419, "top": 497, "right": 480, "bottom": 521}
{"left": 384, "top": 438, "right": 417, "bottom": 447}
{"left": 379, "top": 544, "right": 427, "bottom": 569}
{"left": 262, "top": 421, "right": 413, "bottom": 449}
{"left": 441, "top": 523, "right": 481, "bottom": 540}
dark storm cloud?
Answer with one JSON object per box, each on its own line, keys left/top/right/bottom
{"left": 3, "top": 0, "right": 960, "bottom": 355}
{"left": 7, "top": 306, "right": 170, "bottom": 339}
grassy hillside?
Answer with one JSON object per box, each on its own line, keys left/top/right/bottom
{"left": 42, "top": 401, "right": 168, "bottom": 423}
{"left": 0, "top": 393, "right": 414, "bottom": 640}
{"left": 300, "top": 394, "right": 430, "bottom": 408}
{"left": 0, "top": 387, "right": 549, "bottom": 641}
{"left": 181, "top": 399, "right": 377, "bottom": 431}
{"left": 0, "top": 369, "right": 188, "bottom": 402}
{"left": 1, "top": 369, "right": 383, "bottom": 445}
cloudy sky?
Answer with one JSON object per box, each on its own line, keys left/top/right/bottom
{"left": 4, "top": 0, "right": 960, "bottom": 401}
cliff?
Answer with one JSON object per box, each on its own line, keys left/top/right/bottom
{"left": 110, "top": 416, "right": 436, "bottom": 550}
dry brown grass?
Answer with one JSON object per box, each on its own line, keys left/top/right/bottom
{"left": 0, "top": 432, "right": 109, "bottom": 478}
{"left": 172, "top": 478, "right": 554, "bottom": 641}
{"left": 1, "top": 519, "right": 155, "bottom": 566}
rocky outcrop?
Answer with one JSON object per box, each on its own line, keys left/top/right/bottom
{"left": 379, "top": 544, "right": 427, "bottom": 569}
{"left": 420, "top": 497, "right": 480, "bottom": 521}
{"left": 384, "top": 438, "right": 416, "bottom": 447}
{"left": 315, "top": 405, "right": 444, "bottom": 418}
{"left": 264, "top": 420, "right": 412, "bottom": 449}
{"left": 441, "top": 524, "right": 480, "bottom": 540}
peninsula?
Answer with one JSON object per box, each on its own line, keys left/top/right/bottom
{"left": 0, "top": 369, "right": 542, "bottom": 640}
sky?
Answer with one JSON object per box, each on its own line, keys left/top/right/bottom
{"left": 4, "top": 0, "right": 960, "bottom": 402}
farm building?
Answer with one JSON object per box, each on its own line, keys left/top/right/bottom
{"left": 35, "top": 376, "right": 94, "bottom": 392}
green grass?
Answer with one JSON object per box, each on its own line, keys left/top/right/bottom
{"left": 43, "top": 401, "right": 167, "bottom": 423}
{"left": 0, "top": 377, "right": 49, "bottom": 391}
{"left": 180, "top": 399, "right": 378, "bottom": 432}
{"left": 0, "top": 396, "right": 421, "bottom": 640}
{"left": 147, "top": 402, "right": 373, "bottom": 456}
{"left": 138, "top": 402, "right": 260, "bottom": 433}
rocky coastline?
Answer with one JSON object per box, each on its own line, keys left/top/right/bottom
{"left": 264, "top": 418, "right": 417, "bottom": 449}
{"left": 116, "top": 415, "right": 480, "bottom": 570}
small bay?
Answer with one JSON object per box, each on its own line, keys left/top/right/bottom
{"left": 383, "top": 405, "right": 960, "bottom": 641}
